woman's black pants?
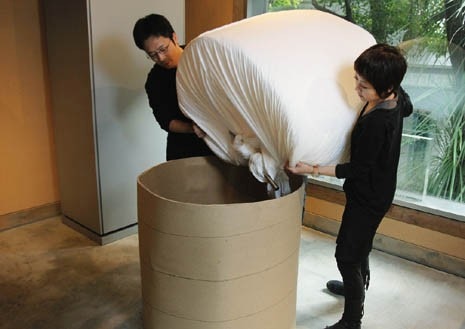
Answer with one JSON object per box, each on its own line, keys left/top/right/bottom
{"left": 336, "top": 258, "right": 370, "bottom": 323}
{"left": 335, "top": 201, "right": 383, "bottom": 323}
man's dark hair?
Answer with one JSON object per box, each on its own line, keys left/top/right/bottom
{"left": 354, "top": 43, "right": 407, "bottom": 98}
{"left": 133, "top": 14, "right": 175, "bottom": 50}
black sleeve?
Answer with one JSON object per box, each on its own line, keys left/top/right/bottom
{"left": 336, "top": 116, "right": 387, "bottom": 180}
{"left": 145, "top": 66, "right": 188, "bottom": 132}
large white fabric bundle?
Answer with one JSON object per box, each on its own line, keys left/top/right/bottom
{"left": 177, "top": 10, "right": 376, "bottom": 194}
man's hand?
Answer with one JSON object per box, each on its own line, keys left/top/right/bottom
{"left": 192, "top": 123, "right": 206, "bottom": 138}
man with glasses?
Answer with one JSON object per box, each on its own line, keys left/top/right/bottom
{"left": 133, "top": 14, "right": 214, "bottom": 160}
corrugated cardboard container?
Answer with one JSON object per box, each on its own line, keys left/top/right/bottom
{"left": 137, "top": 156, "right": 304, "bottom": 328}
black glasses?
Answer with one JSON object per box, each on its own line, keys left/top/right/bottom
{"left": 146, "top": 40, "right": 171, "bottom": 61}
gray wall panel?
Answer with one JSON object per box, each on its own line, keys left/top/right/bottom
{"left": 44, "top": 0, "right": 184, "bottom": 238}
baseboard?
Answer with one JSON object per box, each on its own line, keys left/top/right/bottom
{"left": 303, "top": 213, "right": 465, "bottom": 278}
{"left": 0, "top": 202, "right": 61, "bottom": 232}
{"left": 61, "top": 215, "right": 138, "bottom": 245}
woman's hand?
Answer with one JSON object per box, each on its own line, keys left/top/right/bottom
{"left": 286, "top": 161, "right": 315, "bottom": 175}
{"left": 286, "top": 162, "right": 337, "bottom": 177}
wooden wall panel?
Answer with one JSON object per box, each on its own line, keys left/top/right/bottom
{"left": 185, "top": 0, "right": 246, "bottom": 43}
{"left": 0, "top": 0, "right": 60, "bottom": 216}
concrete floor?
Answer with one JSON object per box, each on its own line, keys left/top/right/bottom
{"left": 1, "top": 216, "right": 464, "bottom": 329}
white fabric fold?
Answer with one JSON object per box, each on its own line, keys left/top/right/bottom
{"left": 177, "top": 10, "right": 376, "bottom": 195}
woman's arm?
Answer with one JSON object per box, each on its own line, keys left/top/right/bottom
{"left": 286, "top": 162, "right": 336, "bottom": 177}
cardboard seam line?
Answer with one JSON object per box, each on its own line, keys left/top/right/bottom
{"left": 142, "top": 287, "right": 296, "bottom": 323}
{"left": 138, "top": 216, "right": 302, "bottom": 238}
{"left": 141, "top": 245, "right": 300, "bottom": 282}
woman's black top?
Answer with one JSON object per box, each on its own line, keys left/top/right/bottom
{"left": 335, "top": 88, "right": 413, "bottom": 216}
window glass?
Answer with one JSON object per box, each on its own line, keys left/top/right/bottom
{"left": 248, "top": 0, "right": 465, "bottom": 220}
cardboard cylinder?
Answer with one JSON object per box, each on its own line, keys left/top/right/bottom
{"left": 137, "top": 156, "right": 304, "bottom": 329}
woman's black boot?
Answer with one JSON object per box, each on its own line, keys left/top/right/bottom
{"left": 324, "top": 318, "right": 361, "bottom": 329}
{"left": 327, "top": 280, "right": 345, "bottom": 296}
{"left": 324, "top": 301, "right": 363, "bottom": 329}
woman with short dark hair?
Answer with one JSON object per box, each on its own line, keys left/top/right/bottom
{"left": 287, "top": 44, "right": 413, "bottom": 329}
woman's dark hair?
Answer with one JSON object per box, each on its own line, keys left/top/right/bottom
{"left": 354, "top": 43, "right": 407, "bottom": 98}
{"left": 133, "top": 14, "right": 174, "bottom": 50}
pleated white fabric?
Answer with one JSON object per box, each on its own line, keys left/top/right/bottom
{"left": 177, "top": 10, "right": 376, "bottom": 195}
